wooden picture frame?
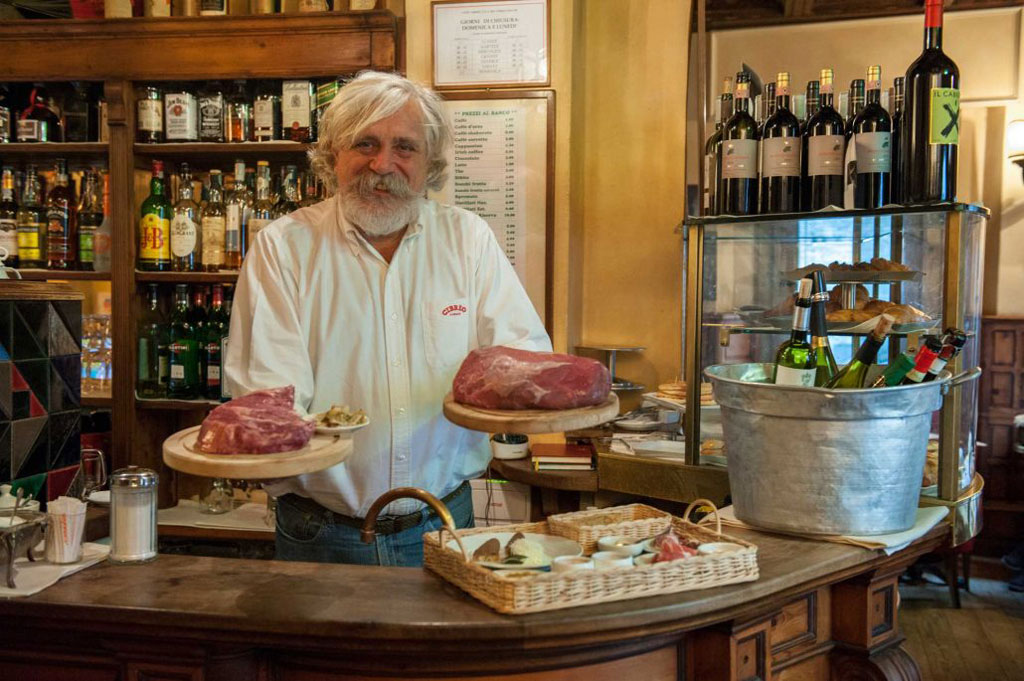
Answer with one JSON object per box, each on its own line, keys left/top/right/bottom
{"left": 429, "top": 90, "right": 555, "bottom": 331}
{"left": 431, "top": 0, "right": 551, "bottom": 89}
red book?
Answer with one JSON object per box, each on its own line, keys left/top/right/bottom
{"left": 530, "top": 443, "right": 595, "bottom": 464}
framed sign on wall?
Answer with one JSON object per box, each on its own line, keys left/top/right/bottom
{"left": 429, "top": 90, "right": 554, "bottom": 328}
{"left": 432, "top": 0, "right": 550, "bottom": 89}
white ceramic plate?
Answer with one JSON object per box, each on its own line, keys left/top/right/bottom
{"left": 88, "top": 490, "right": 111, "bottom": 505}
{"left": 448, "top": 532, "right": 582, "bottom": 569}
{"left": 312, "top": 416, "right": 370, "bottom": 436}
{"left": 614, "top": 417, "right": 662, "bottom": 432}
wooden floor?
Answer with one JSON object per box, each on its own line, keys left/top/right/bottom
{"left": 901, "top": 559, "right": 1024, "bottom": 681}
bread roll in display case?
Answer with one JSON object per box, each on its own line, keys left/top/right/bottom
{"left": 677, "top": 204, "right": 986, "bottom": 545}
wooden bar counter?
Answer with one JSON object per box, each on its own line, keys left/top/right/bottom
{"left": 0, "top": 525, "right": 946, "bottom": 681}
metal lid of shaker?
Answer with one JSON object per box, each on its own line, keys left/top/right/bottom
{"left": 110, "top": 466, "right": 159, "bottom": 488}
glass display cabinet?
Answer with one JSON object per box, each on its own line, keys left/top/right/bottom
{"left": 680, "top": 204, "right": 987, "bottom": 544}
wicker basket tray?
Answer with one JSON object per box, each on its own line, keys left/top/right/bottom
{"left": 546, "top": 503, "right": 673, "bottom": 554}
{"left": 423, "top": 500, "right": 759, "bottom": 615}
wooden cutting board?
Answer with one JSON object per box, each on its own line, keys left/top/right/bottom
{"left": 442, "top": 393, "right": 620, "bottom": 434}
{"left": 163, "top": 426, "right": 354, "bottom": 479}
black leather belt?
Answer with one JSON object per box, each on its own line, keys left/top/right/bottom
{"left": 282, "top": 481, "right": 470, "bottom": 537}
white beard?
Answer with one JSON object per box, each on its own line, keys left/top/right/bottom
{"left": 340, "top": 192, "right": 421, "bottom": 237}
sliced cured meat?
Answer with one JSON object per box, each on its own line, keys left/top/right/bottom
{"left": 195, "top": 386, "right": 314, "bottom": 455}
{"left": 653, "top": 534, "right": 697, "bottom": 563}
{"left": 452, "top": 346, "right": 611, "bottom": 410}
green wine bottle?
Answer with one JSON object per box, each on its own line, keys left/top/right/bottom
{"left": 870, "top": 351, "right": 915, "bottom": 388}
{"left": 824, "top": 314, "right": 895, "bottom": 389}
{"left": 772, "top": 278, "right": 817, "bottom": 386}
{"left": 808, "top": 270, "right": 837, "bottom": 386}
{"left": 168, "top": 284, "right": 201, "bottom": 399}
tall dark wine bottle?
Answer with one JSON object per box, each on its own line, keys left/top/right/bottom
{"left": 808, "top": 270, "right": 837, "bottom": 386}
{"left": 717, "top": 72, "right": 760, "bottom": 216}
{"left": 852, "top": 65, "right": 893, "bottom": 209}
{"left": 759, "top": 81, "right": 776, "bottom": 135}
{"left": 902, "top": 0, "right": 959, "bottom": 204}
{"left": 802, "top": 79, "right": 820, "bottom": 135}
{"left": 891, "top": 77, "right": 905, "bottom": 203}
{"left": 803, "top": 68, "right": 845, "bottom": 211}
{"left": 843, "top": 79, "right": 865, "bottom": 208}
{"left": 760, "top": 71, "right": 801, "bottom": 214}
{"left": 704, "top": 77, "right": 733, "bottom": 216}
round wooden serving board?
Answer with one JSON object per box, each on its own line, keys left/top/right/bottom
{"left": 162, "top": 426, "right": 354, "bottom": 479}
{"left": 442, "top": 392, "right": 620, "bottom": 434}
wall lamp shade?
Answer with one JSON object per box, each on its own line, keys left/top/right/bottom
{"left": 1008, "top": 119, "right": 1024, "bottom": 181}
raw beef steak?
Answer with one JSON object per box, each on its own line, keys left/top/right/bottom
{"left": 452, "top": 346, "right": 611, "bottom": 410}
{"left": 195, "top": 386, "right": 315, "bottom": 454}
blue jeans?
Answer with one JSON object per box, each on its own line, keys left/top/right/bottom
{"left": 274, "top": 483, "right": 474, "bottom": 567}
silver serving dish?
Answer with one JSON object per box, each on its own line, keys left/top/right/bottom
{"left": 0, "top": 510, "right": 48, "bottom": 589}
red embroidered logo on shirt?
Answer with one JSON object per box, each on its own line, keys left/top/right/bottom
{"left": 442, "top": 304, "right": 467, "bottom": 317}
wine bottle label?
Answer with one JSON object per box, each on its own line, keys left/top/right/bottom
{"left": 807, "top": 135, "right": 844, "bottom": 176}
{"left": 79, "top": 231, "right": 94, "bottom": 263}
{"left": 139, "top": 213, "right": 171, "bottom": 260}
{"left": 760, "top": 136, "right": 801, "bottom": 178}
{"left": 137, "top": 100, "right": 162, "bottom": 133}
{"left": 225, "top": 204, "right": 242, "bottom": 252}
{"left": 247, "top": 217, "right": 271, "bottom": 250}
{"left": 17, "top": 224, "right": 42, "bottom": 259}
{"left": 165, "top": 93, "right": 197, "bottom": 141}
{"left": 774, "top": 365, "right": 816, "bottom": 387}
{"left": 47, "top": 208, "right": 71, "bottom": 261}
{"left": 844, "top": 138, "right": 857, "bottom": 209}
{"left": 854, "top": 131, "right": 891, "bottom": 174}
{"left": 929, "top": 87, "right": 960, "bottom": 145}
{"left": 200, "top": 0, "right": 225, "bottom": 12}
{"left": 0, "top": 219, "right": 16, "bottom": 257}
{"left": 201, "top": 216, "right": 226, "bottom": 266}
{"left": 254, "top": 99, "right": 275, "bottom": 131}
{"left": 282, "top": 81, "right": 312, "bottom": 129}
{"left": 17, "top": 119, "right": 42, "bottom": 142}
{"left": 720, "top": 139, "right": 758, "bottom": 180}
{"left": 199, "top": 96, "right": 225, "bottom": 139}
{"left": 0, "top": 109, "right": 10, "bottom": 142}
{"left": 170, "top": 214, "right": 198, "bottom": 257}
{"left": 703, "top": 153, "right": 714, "bottom": 208}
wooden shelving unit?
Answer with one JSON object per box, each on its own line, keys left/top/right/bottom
{"left": 16, "top": 269, "right": 112, "bottom": 281}
{"left": 81, "top": 395, "right": 113, "bottom": 408}
{"left": 0, "top": 12, "right": 400, "bottom": 508}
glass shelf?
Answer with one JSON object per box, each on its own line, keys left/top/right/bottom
{"left": 681, "top": 201, "right": 989, "bottom": 229}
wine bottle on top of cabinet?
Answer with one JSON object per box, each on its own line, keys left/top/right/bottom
{"left": 760, "top": 71, "right": 801, "bottom": 213}
{"left": 704, "top": 77, "right": 732, "bottom": 216}
{"left": 843, "top": 79, "right": 866, "bottom": 208}
{"left": 802, "top": 80, "right": 820, "bottom": 133}
{"left": 717, "top": 72, "right": 760, "bottom": 216}
{"left": 891, "top": 77, "right": 906, "bottom": 203}
{"left": 803, "top": 68, "right": 845, "bottom": 211}
{"left": 902, "top": 0, "right": 959, "bottom": 203}
{"left": 852, "top": 65, "right": 893, "bottom": 209}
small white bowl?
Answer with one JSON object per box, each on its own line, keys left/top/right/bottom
{"left": 490, "top": 433, "right": 529, "bottom": 460}
{"left": 697, "top": 542, "right": 745, "bottom": 556}
{"left": 552, "top": 556, "right": 594, "bottom": 573}
{"left": 592, "top": 549, "right": 634, "bottom": 570}
{"left": 597, "top": 535, "right": 645, "bottom": 557}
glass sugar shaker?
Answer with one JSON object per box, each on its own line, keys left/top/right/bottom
{"left": 109, "top": 466, "right": 158, "bottom": 564}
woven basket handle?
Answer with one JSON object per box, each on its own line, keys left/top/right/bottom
{"left": 438, "top": 523, "right": 471, "bottom": 563}
{"left": 684, "top": 498, "right": 721, "bottom": 537}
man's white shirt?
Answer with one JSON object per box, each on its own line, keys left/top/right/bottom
{"left": 224, "top": 195, "right": 551, "bottom": 517}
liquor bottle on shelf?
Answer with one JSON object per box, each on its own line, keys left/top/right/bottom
{"left": 717, "top": 72, "right": 759, "bottom": 216}
{"left": 891, "top": 77, "right": 905, "bottom": 203}
{"left": 136, "top": 85, "right": 164, "bottom": 144}
{"left": 852, "top": 65, "right": 892, "bottom": 209}
{"left": 203, "top": 284, "right": 229, "bottom": 400}
{"left": 200, "top": 0, "right": 226, "bottom": 15}
{"left": 164, "top": 84, "right": 199, "bottom": 142}
{"left": 803, "top": 68, "right": 845, "bottom": 211}
{"left": 225, "top": 159, "right": 249, "bottom": 268}
{"left": 198, "top": 81, "right": 227, "bottom": 143}
{"left": 168, "top": 284, "right": 201, "bottom": 400}
{"left": 253, "top": 80, "right": 282, "bottom": 142}
{"left": 94, "top": 172, "right": 112, "bottom": 273}
{"left": 282, "top": 80, "right": 315, "bottom": 142}
{"left": 900, "top": 336, "right": 943, "bottom": 385}
{"left": 137, "top": 283, "right": 169, "bottom": 399}
{"left": 18, "top": 84, "right": 63, "bottom": 143}
{"left": 903, "top": 0, "right": 959, "bottom": 204}
{"left": 704, "top": 77, "right": 732, "bottom": 216}
{"left": 843, "top": 79, "right": 866, "bottom": 209}
{"left": 760, "top": 71, "right": 801, "bottom": 214}
{"left": 201, "top": 169, "right": 227, "bottom": 271}
{"left": 248, "top": 160, "right": 275, "bottom": 251}
{"left": 64, "top": 82, "right": 97, "bottom": 143}
{"left": 0, "top": 84, "right": 11, "bottom": 143}
{"left": 870, "top": 351, "right": 916, "bottom": 388}
{"left": 189, "top": 285, "right": 209, "bottom": 331}
{"left": 824, "top": 314, "right": 895, "bottom": 389}
{"left": 171, "top": 162, "right": 201, "bottom": 272}
{"left": 225, "top": 80, "right": 252, "bottom": 143}
{"left": 772, "top": 278, "right": 816, "bottom": 386}
{"left": 922, "top": 328, "right": 968, "bottom": 382}
{"left": 274, "top": 165, "right": 300, "bottom": 218}
{"left": 299, "top": 171, "right": 320, "bottom": 208}
{"left": 0, "top": 167, "right": 18, "bottom": 268}
{"left": 46, "top": 159, "right": 76, "bottom": 270}
{"left": 16, "top": 167, "right": 45, "bottom": 268}
{"left": 138, "top": 160, "right": 173, "bottom": 271}
{"left": 77, "top": 169, "right": 103, "bottom": 272}
{"left": 808, "top": 270, "right": 837, "bottom": 386}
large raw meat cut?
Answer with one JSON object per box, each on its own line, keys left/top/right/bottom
{"left": 195, "top": 386, "right": 315, "bottom": 454}
{"left": 452, "top": 347, "right": 611, "bottom": 410}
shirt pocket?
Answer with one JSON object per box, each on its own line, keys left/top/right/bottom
{"left": 422, "top": 297, "right": 471, "bottom": 370}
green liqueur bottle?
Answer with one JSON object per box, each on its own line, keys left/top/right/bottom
{"left": 137, "top": 283, "right": 168, "bottom": 398}
{"left": 824, "top": 314, "right": 895, "bottom": 389}
{"left": 808, "top": 270, "right": 837, "bottom": 386}
{"left": 138, "top": 161, "right": 173, "bottom": 271}
{"left": 772, "top": 278, "right": 817, "bottom": 386}
{"left": 77, "top": 169, "right": 103, "bottom": 272}
{"left": 870, "top": 351, "right": 916, "bottom": 388}
{"left": 168, "top": 284, "right": 201, "bottom": 399}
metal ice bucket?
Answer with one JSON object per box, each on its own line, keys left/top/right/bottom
{"left": 704, "top": 363, "right": 977, "bottom": 536}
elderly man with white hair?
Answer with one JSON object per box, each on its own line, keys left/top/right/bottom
{"left": 224, "top": 71, "right": 551, "bottom": 566}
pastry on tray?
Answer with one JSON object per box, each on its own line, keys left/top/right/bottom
{"left": 826, "top": 309, "right": 875, "bottom": 323}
